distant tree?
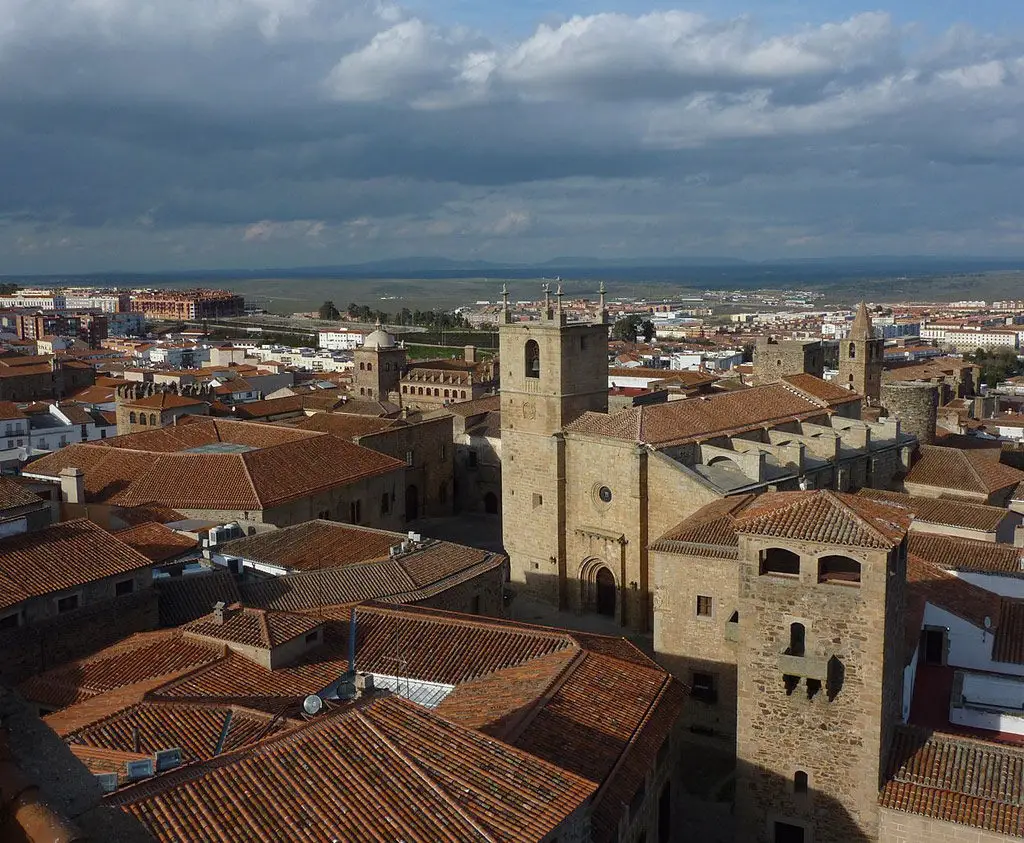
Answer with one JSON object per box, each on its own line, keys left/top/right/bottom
{"left": 612, "top": 315, "right": 643, "bottom": 343}
{"left": 741, "top": 343, "right": 755, "bottom": 363}
{"left": 318, "top": 300, "right": 340, "bottom": 320}
{"left": 640, "top": 319, "right": 655, "bottom": 343}
{"left": 345, "top": 302, "right": 359, "bottom": 317}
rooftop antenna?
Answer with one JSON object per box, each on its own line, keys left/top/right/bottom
{"left": 599, "top": 281, "right": 608, "bottom": 324}
{"left": 542, "top": 282, "right": 551, "bottom": 317}
{"left": 501, "top": 283, "right": 510, "bottom": 324}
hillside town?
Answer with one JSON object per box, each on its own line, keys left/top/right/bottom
{"left": 3, "top": 283, "right": 1024, "bottom": 842}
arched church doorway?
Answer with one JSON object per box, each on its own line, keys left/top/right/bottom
{"left": 596, "top": 567, "right": 616, "bottom": 617}
{"left": 484, "top": 491, "right": 499, "bottom": 515}
{"left": 405, "top": 485, "right": 419, "bottom": 521}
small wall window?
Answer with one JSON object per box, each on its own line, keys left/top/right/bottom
{"left": 468, "top": 449, "right": 478, "bottom": 469}
{"left": 696, "top": 595, "right": 713, "bottom": 617}
{"left": 115, "top": 579, "right": 135, "bottom": 596}
{"left": 56, "top": 594, "right": 80, "bottom": 613}
{"left": 129, "top": 411, "right": 137, "bottom": 423}
{"left": 691, "top": 671, "right": 716, "bottom": 703}
{"left": 818, "top": 555, "right": 861, "bottom": 585}
{"left": 139, "top": 414, "right": 147, "bottom": 426}
{"left": 525, "top": 339, "right": 540, "bottom": 379}
{"left": 359, "top": 362, "right": 365, "bottom": 370}
{"left": 381, "top": 493, "right": 390, "bottom": 515}
{"left": 532, "top": 493, "right": 543, "bottom": 508}
{"left": 794, "top": 771, "right": 809, "bottom": 794}
{"left": 405, "top": 450, "right": 414, "bottom": 466}
{"left": 366, "top": 363, "right": 373, "bottom": 371}
{"left": 760, "top": 548, "right": 800, "bottom": 577}
{"left": 0, "top": 611, "right": 21, "bottom": 630}
{"left": 848, "top": 342, "right": 856, "bottom": 359}
{"left": 349, "top": 500, "right": 362, "bottom": 523}
{"left": 789, "top": 622, "right": 806, "bottom": 657}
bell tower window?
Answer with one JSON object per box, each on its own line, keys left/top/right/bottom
{"left": 525, "top": 339, "right": 540, "bottom": 379}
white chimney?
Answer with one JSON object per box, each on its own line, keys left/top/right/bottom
{"left": 59, "top": 467, "right": 85, "bottom": 504}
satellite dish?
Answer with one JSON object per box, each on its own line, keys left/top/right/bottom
{"left": 302, "top": 694, "right": 323, "bottom": 716}
{"left": 984, "top": 616, "right": 993, "bottom": 630}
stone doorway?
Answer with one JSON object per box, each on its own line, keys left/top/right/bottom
{"left": 405, "top": 485, "right": 419, "bottom": 521}
{"left": 484, "top": 491, "right": 499, "bottom": 515}
{"left": 596, "top": 567, "right": 616, "bottom": 617}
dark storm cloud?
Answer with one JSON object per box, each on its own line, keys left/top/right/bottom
{"left": 2, "top": 0, "right": 1024, "bottom": 271}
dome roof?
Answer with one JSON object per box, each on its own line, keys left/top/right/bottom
{"left": 363, "top": 320, "right": 397, "bottom": 349}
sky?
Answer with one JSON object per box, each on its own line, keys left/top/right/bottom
{"left": 3, "top": 0, "right": 1024, "bottom": 273}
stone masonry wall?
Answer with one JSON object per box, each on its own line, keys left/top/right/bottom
{"left": 878, "top": 809, "right": 1020, "bottom": 843}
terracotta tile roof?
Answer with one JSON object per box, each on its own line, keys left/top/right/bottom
{"left": 121, "top": 392, "right": 208, "bottom": 410}
{"left": 906, "top": 555, "right": 1002, "bottom": 630}
{"left": 564, "top": 379, "right": 851, "bottom": 447}
{"left": 734, "top": 490, "right": 911, "bottom": 549}
{"left": 446, "top": 394, "right": 500, "bottom": 417}
{"left": 881, "top": 727, "right": 1024, "bottom": 837}
{"left": 857, "top": 489, "right": 1008, "bottom": 533}
{"left": 907, "top": 532, "right": 1023, "bottom": 575}
{"left": 0, "top": 401, "right": 26, "bottom": 419}
{"left": 182, "top": 605, "right": 323, "bottom": 650}
{"left": 782, "top": 373, "right": 860, "bottom": 404}
{"left": 114, "top": 522, "right": 198, "bottom": 564}
{"left": 108, "top": 695, "right": 596, "bottom": 843}
{"left": 0, "top": 519, "right": 155, "bottom": 611}
{"left": 26, "top": 419, "right": 405, "bottom": 511}
{"left": 65, "top": 699, "right": 294, "bottom": 765}
{"left": 884, "top": 357, "right": 976, "bottom": 382}
{"left": 68, "top": 744, "right": 151, "bottom": 785}
{"left": 115, "top": 502, "right": 187, "bottom": 527}
{"left": 650, "top": 494, "right": 755, "bottom": 557}
{"left": 0, "top": 476, "right": 44, "bottom": 511}
{"left": 993, "top": 600, "right": 1024, "bottom": 666}
{"left": 906, "top": 445, "right": 1024, "bottom": 497}
{"left": 155, "top": 570, "right": 242, "bottom": 627}
{"left": 220, "top": 395, "right": 303, "bottom": 419}
{"left": 291, "top": 411, "right": 402, "bottom": 439}
{"left": 19, "top": 632, "right": 223, "bottom": 709}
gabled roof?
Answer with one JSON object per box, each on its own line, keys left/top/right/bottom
{"left": 25, "top": 418, "right": 405, "bottom": 510}
{"left": 122, "top": 392, "right": 208, "bottom": 410}
{"left": 857, "top": 488, "right": 1009, "bottom": 533}
{"left": 881, "top": 727, "right": 1024, "bottom": 837}
{"left": 291, "top": 411, "right": 403, "bottom": 439}
{"left": 0, "top": 476, "right": 45, "bottom": 512}
{"left": 0, "top": 519, "right": 155, "bottom": 611}
{"left": 993, "top": 600, "right": 1024, "bottom": 666}
{"left": 734, "top": 490, "right": 911, "bottom": 549}
{"left": 650, "top": 495, "right": 755, "bottom": 557}
{"left": 906, "top": 445, "right": 1024, "bottom": 497}
{"left": 906, "top": 555, "right": 1002, "bottom": 630}
{"left": 108, "top": 695, "right": 596, "bottom": 843}
{"left": 782, "top": 373, "right": 859, "bottom": 404}
{"left": 565, "top": 378, "right": 855, "bottom": 447}
{"left": 183, "top": 604, "right": 322, "bottom": 649}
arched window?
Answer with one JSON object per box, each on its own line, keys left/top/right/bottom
{"left": 443, "top": 389, "right": 450, "bottom": 398}
{"left": 525, "top": 339, "right": 540, "bottom": 379}
{"left": 789, "top": 622, "right": 806, "bottom": 657}
{"left": 848, "top": 342, "right": 856, "bottom": 359}
{"left": 434, "top": 388, "right": 439, "bottom": 396}
{"left": 367, "top": 362, "right": 373, "bottom": 371}
{"left": 359, "top": 362, "right": 365, "bottom": 371}
{"left": 139, "top": 414, "right": 147, "bottom": 426}
{"left": 150, "top": 414, "right": 157, "bottom": 426}
{"left": 418, "top": 387, "right": 424, "bottom": 395}
{"left": 129, "top": 412, "right": 136, "bottom": 423}
{"left": 461, "top": 390, "right": 466, "bottom": 399}
{"left": 760, "top": 548, "right": 800, "bottom": 577}
{"left": 818, "top": 555, "right": 861, "bottom": 585}
{"left": 794, "top": 771, "right": 809, "bottom": 794}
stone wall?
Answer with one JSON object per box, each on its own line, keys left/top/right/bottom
{"left": 753, "top": 339, "right": 824, "bottom": 385}
{"left": 652, "top": 547, "right": 739, "bottom": 742}
{"left": 878, "top": 808, "right": 1020, "bottom": 842}
{"left": 881, "top": 382, "right": 938, "bottom": 446}
{"left": 357, "top": 415, "right": 455, "bottom": 520}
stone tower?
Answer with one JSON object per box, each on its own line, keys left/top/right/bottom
{"left": 352, "top": 319, "right": 406, "bottom": 401}
{"left": 753, "top": 338, "right": 824, "bottom": 385}
{"left": 838, "top": 302, "right": 883, "bottom": 405}
{"left": 500, "top": 283, "right": 609, "bottom": 609}
{"left": 733, "top": 491, "right": 910, "bottom": 843}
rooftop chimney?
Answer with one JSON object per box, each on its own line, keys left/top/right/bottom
{"left": 212, "top": 601, "right": 226, "bottom": 625}
{"left": 464, "top": 345, "right": 476, "bottom": 364}
{"left": 59, "top": 467, "right": 85, "bottom": 505}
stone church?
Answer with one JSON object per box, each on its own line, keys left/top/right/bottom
{"left": 500, "top": 294, "right": 914, "bottom": 633}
